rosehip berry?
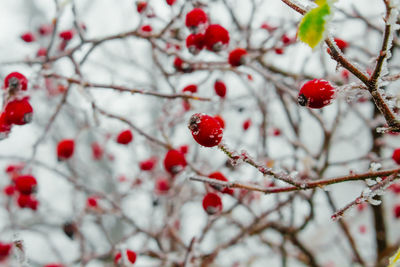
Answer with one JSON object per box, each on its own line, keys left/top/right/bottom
{"left": 114, "top": 249, "right": 137, "bottom": 264}
{"left": 274, "top": 48, "right": 284, "bottom": 55}
{"left": 166, "top": 0, "right": 176, "bottom": 5}
{"left": 163, "top": 149, "right": 187, "bottom": 174}
{"left": 59, "top": 30, "right": 74, "bottom": 41}
{"left": 15, "top": 175, "right": 37, "bottom": 195}
{"left": 185, "top": 8, "right": 208, "bottom": 31}
{"left": 136, "top": 1, "right": 147, "bottom": 13}
{"left": 242, "top": 119, "right": 251, "bottom": 131}
{"left": 140, "top": 25, "right": 152, "bottom": 33}
{"left": 213, "top": 115, "right": 225, "bottom": 129}
{"left": 228, "top": 48, "right": 247, "bottom": 67}
{"left": 17, "top": 194, "right": 39, "bottom": 210}
{"left": 186, "top": 33, "right": 205, "bottom": 54}
{"left": 3, "top": 185, "right": 15, "bottom": 196}
{"left": 37, "top": 47, "right": 47, "bottom": 57}
{"left": 4, "top": 97, "right": 33, "bottom": 125}
{"left": 298, "top": 79, "right": 335, "bottom": 109}
{"left": 182, "top": 84, "right": 197, "bottom": 94}
{"left": 272, "top": 128, "right": 281, "bottom": 136}
{"left": 0, "top": 113, "right": 12, "bottom": 139}
{"left": 139, "top": 158, "right": 156, "bottom": 171}
{"left": 327, "top": 38, "right": 348, "bottom": 54}
{"left": 188, "top": 113, "right": 223, "bottom": 147}
{"left": 0, "top": 242, "right": 12, "bottom": 261}
{"left": 87, "top": 196, "right": 98, "bottom": 208}
{"left": 155, "top": 178, "right": 170, "bottom": 193}
{"left": 38, "top": 24, "right": 53, "bottom": 36}
{"left": 214, "top": 80, "right": 227, "bottom": 98}
{"left": 21, "top": 32, "right": 35, "bottom": 43}
{"left": 57, "top": 139, "right": 75, "bottom": 160}
{"left": 91, "top": 142, "right": 104, "bottom": 160}
{"left": 392, "top": 148, "right": 400, "bottom": 164}
{"left": 203, "top": 24, "right": 230, "bottom": 51}
{"left": 4, "top": 72, "right": 28, "bottom": 91}
{"left": 116, "top": 130, "right": 133, "bottom": 145}
{"left": 394, "top": 204, "right": 400, "bottom": 219}
{"left": 202, "top": 192, "right": 222, "bottom": 214}
{"left": 281, "top": 34, "right": 291, "bottom": 45}
{"left": 208, "top": 172, "right": 233, "bottom": 194}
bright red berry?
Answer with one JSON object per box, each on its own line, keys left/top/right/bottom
{"left": 274, "top": 48, "right": 284, "bottom": 55}
{"left": 185, "top": 8, "right": 208, "bottom": 30}
{"left": 0, "top": 242, "right": 12, "bottom": 261}
{"left": 203, "top": 24, "right": 230, "bottom": 51}
{"left": 59, "top": 30, "right": 74, "bottom": 41}
{"left": 228, "top": 48, "right": 247, "bottom": 67}
{"left": 0, "top": 113, "right": 12, "bottom": 139}
{"left": 394, "top": 204, "right": 400, "bottom": 218}
{"left": 155, "top": 178, "right": 170, "bottom": 193}
{"left": 87, "top": 196, "right": 98, "bottom": 208}
{"left": 208, "top": 172, "right": 233, "bottom": 195}
{"left": 163, "top": 149, "right": 187, "bottom": 174}
{"left": 327, "top": 38, "right": 349, "bottom": 54}
{"left": 4, "top": 72, "right": 28, "bottom": 91}
{"left": 5, "top": 164, "right": 24, "bottom": 174}
{"left": 214, "top": 80, "right": 227, "bottom": 98}
{"left": 182, "top": 84, "right": 197, "bottom": 94}
{"left": 166, "top": 0, "right": 176, "bottom": 5}
{"left": 21, "top": 32, "right": 35, "bottom": 43}
{"left": 272, "top": 128, "right": 281, "bottom": 136}
{"left": 188, "top": 113, "right": 223, "bottom": 147}
{"left": 139, "top": 158, "right": 156, "bottom": 171}
{"left": 213, "top": 115, "right": 225, "bottom": 129}
{"left": 57, "top": 139, "right": 75, "bottom": 160}
{"left": 38, "top": 24, "right": 53, "bottom": 36}
{"left": 298, "top": 79, "right": 335, "bottom": 109}
{"left": 202, "top": 192, "right": 222, "bottom": 214}
{"left": 116, "top": 130, "right": 133, "bottom": 145}
{"left": 281, "top": 34, "right": 291, "bottom": 45}
{"left": 114, "top": 249, "right": 137, "bottom": 264}
{"left": 243, "top": 119, "right": 251, "bottom": 131}
{"left": 91, "top": 142, "right": 104, "bottom": 160}
{"left": 4, "top": 97, "right": 33, "bottom": 125}
{"left": 3, "top": 185, "right": 15, "bottom": 196}
{"left": 136, "top": 1, "right": 147, "bottom": 13}
{"left": 14, "top": 174, "right": 37, "bottom": 195}
{"left": 392, "top": 148, "right": 400, "bottom": 164}
{"left": 140, "top": 25, "right": 152, "bottom": 33}
{"left": 186, "top": 33, "right": 205, "bottom": 54}
{"left": 17, "top": 194, "right": 39, "bottom": 210}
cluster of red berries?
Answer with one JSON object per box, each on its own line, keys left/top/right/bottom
{"left": 188, "top": 113, "right": 223, "bottom": 147}
{"left": 0, "top": 72, "right": 34, "bottom": 139}
{"left": 114, "top": 249, "right": 137, "bottom": 265}
{"left": 3, "top": 164, "right": 39, "bottom": 210}
{"left": 0, "top": 242, "right": 12, "bottom": 262}
{"left": 298, "top": 79, "right": 336, "bottom": 109}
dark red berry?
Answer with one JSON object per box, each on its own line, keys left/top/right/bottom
{"left": 188, "top": 113, "right": 223, "bottom": 147}
{"left": 116, "top": 130, "right": 133, "bottom": 145}
{"left": 140, "top": 25, "right": 152, "bottom": 33}
{"left": 228, "top": 48, "right": 247, "bottom": 67}
{"left": 163, "top": 149, "right": 187, "bottom": 174}
{"left": 202, "top": 192, "right": 222, "bottom": 214}
{"left": 57, "top": 139, "right": 75, "bottom": 160}
{"left": 298, "top": 79, "right": 335, "bottom": 109}
{"left": 3, "top": 185, "right": 15, "bottom": 196}
{"left": 87, "top": 196, "right": 98, "bottom": 208}
{"left": 4, "top": 72, "right": 28, "bottom": 91}
{"left": 182, "top": 84, "right": 197, "bottom": 94}
{"left": 208, "top": 172, "right": 233, "bottom": 195}
{"left": 139, "top": 158, "right": 156, "bottom": 171}
{"left": 4, "top": 97, "right": 33, "bottom": 125}
{"left": 185, "top": 8, "right": 208, "bottom": 30}
{"left": 0, "top": 113, "right": 12, "bottom": 139}
{"left": 214, "top": 80, "right": 227, "bottom": 98}
{"left": 203, "top": 24, "right": 229, "bottom": 51}
{"left": 17, "top": 194, "right": 39, "bottom": 210}
{"left": 173, "top": 57, "right": 192, "bottom": 73}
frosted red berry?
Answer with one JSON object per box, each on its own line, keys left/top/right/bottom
{"left": 136, "top": 1, "right": 147, "bottom": 13}
{"left": 57, "top": 139, "right": 75, "bottom": 160}
{"left": 228, "top": 48, "right": 247, "bottom": 67}
{"left": 392, "top": 148, "right": 400, "bottom": 164}
{"left": 203, "top": 24, "right": 230, "bottom": 51}
{"left": 15, "top": 174, "right": 37, "bottom": 195}
{"left": 4, "top": 72, "right": 28, "bottom": 91}
{"left": 242, "top": 119, "right": 251, "bottom": 131}
{"left": 213, "top": 115, "right": 225, "bottom": 129}
{"left": 394, "top": 204, "right": 400, "bottom": 218}
{"left": 202, "top": 192, "right": 222, "bottom": 214}
{"left": 115, "top": 249, "right": 137, "bottom": 264}
{"left": 188, "top": 113, "right": 223, "bottom": 147}
{"left": 59, "top": 30, "right": 74, "bottom": 41}
{"left": 116, "top": 130, "right": 133, "bottom": 145}
{"left": 214, "top": 80, "right": 227, "bottom": 98}
{"left": 0, "top": 242, "right": 12, "bottom": 261}
{"left": 208, "top": 172, "right": 233, "bottom": 195}
{"left": 4, "top": 97, "right": 33, "bottom": 125}
{"left": 186, "top": 33, "right": 205, "bottom": 54}
{"left": 163, "top": 149, "right": 187, "bottom": 174}
{"left": 21, "top": 32, "right": 35, "bottom": 43}
{"left": 185, "top": 8, "right": 208, "bottom": 30}
{"left": 298, "top": 79, "right": 335, "bottom": 109}
{"left": 182, "top": 84, "right": 197, "bottom": 94}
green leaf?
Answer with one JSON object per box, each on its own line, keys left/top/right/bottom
{"left": 298, "top": 3, "right": 331, "bottom": 48}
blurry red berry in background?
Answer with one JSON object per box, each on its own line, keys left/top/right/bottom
{"left": 163, "top": 149, "right": 186, "bottom": 174}
{"left": 228, "top": 48, "right": 247, "bottom": 67}
{"left": 202, "top": 192, "right": 222, "bottom": 214}
{"left": 214, "top": 80, "right": 227, "bottom": 98}
{"left": 21, "top": 32, "right": 35, "bottom": 43}
{"left": 116, "top": 130, "right": 133, "bottom": 145}
{"left": 57, "top": 139, "right": 75, "bottom": 160}
{"left": 59, "top": 30, "right": 74, "bottom": 41}
{"left": 15, "top": 174, "right": 37, "bottom": 195}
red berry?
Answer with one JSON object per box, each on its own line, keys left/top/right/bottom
{"left": 59, "top": 30, "right": 74, "bottom": 41}
{"left": 87, "top": 196, "right": 98, "bottom": 208}
{"left": 298, "top": 79, "right": 335, "bottom": 109}
{"left": 179, "top": 144, "right": 189, "bottom": 154}
{"left": 173, "top": 57, "right": 192, "bottom": 73}
{"left": 394, "top": 204, "right": 400, "bottom": 218}
{"left": 214, "top": 80, "right": 227, "bottom": 98}
{"left": 136, "top": 1, "right": 147, "bottom": 13}
{"left": 140, "top": 25, "right": 152, "bottom": 33}
{"left": 57, "top": 139, "right": 75, "bottom": 160}
{"left": 21, "top": 32, "right": 35, "bottom": 43}
{"left": 392, "top": 148, "right": 400, "bottom": 164}
{"left": 188, "top": 113, "right": 223, "bottom": 147}
{"left": 272, "top": 128, "right": 281, "bottom": 136}
{"left": 116, "top": 130, "right": 133, "bottom": 145}
{"left": 182, "top": 84, "right": 197, "bottom": 94}
{"left": 37, "top": 47, "right": 47, "bottom": 57}
{"left": 274, "top": 48, "right": 284, "bottom": 55}
{"left": 242, "top": 119, "right": 251, "bottom": 131}
{"left": 15, "top": 175, "right": 37, "bottom": 195}
{"left": 202, "top": 192, "right": 222, "bottom": 214}
{"left": 0, "top": 113, "right": 12, "bottom": 139}
{"left": 3, "top": 185, "right": 15, "bottom": 196}
{"left": 0, "top": 242, "right": 12, "bottom": 261}
{"left": 213, "top": 115, "right": 225, "bottom": 129}
{"left": 182, "top": 99, "right": 191, "bottom": 111}
{"left": 91, "top": 142, "right": 104, "bottom": 160}
{"left": 186, "top": 33, "right": 205, "bottom": 54}
{"left": 281, "top": 34, "right": 291, "bottom": 45}
{"left": 139, "top": 158, "right": 156, "bottom": 171}
{"left": 389, "top": 183, "right": 400, "bottom": 194}
{"left": 4, "top": 97, "right": 33, "bottom": 125}
{"left": 17, "top": 194, "right": 39, "bottom": 210}
{"left": 327, "top": 38, "right": 348, "bottom": 54}
{"left": 228, "top": 48, "right": 247, "bottom": 67}
{"left": 5, "top": 164, "right": 24, "bottom": 174}
{"left": 155, "top": 178, "right": 170, "bottom": 193}
{"left": 185, "top": 8, "right": 208, "bottom": 30}
{"left": 163, "top": 149, "right": 187, "bottom": 174}
{"left": 166, "top": 0, "right": 176, "bottom": 5}
{"left": 203, "top": 24, "right": 230, "bottom": 51}
{"left": 208, "top": 172, "right": 233, "bottom": 195}
{"left": 4, "top": 72, "right": 28, "bottom": 91}
{"left": 38, "top": 24, "right": 53, "bottom": 36}
{"left": 115, "top": 249, "right": 137, "bottom": 264}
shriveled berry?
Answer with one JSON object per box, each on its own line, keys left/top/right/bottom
{"left": 185, "top": 8, "right": 208, "bottom": 30}
{"left": 392, "top": 148, "right": 400, "bottom": 164}
{"left": 14, "top": 175, "right": 37, "bottom": 195}
{"left": 4, "top": 72, "right": 28, "bottom": 91}
{"left": 57, "top": 139, "right": 75, "bottom": 160}
{"left": 188, "top": 113, "right": 223, "bottom": 147}
{"left": 186, "top": 33, "right": 205, "bottom": 54}
{"left": 59, "top": 30, "right": 74, "bottom": 41}
{"left": 116, "top": 130, "right": 133, "bottom": 145}
{"left": 4, "top": 97, "right": 33, "bottom": 125}
{"left": 213, "top": 115, "right": 225, "bottom": 129}
{"left": 203, "top": 24, "right": 229, "bottom": 51}
{"left": 163, "top": 149, "right": 186, "bottom": 174}
{"left": 182, "top": 84, "right": 197, "bottom": 94}
{"left": 114, "top": 249, "right": 137, "bottom": 264}
{"left": 228, "top": 48, "right": 247, "bottom": 67}
{"left": 202, "top": 192, "right": 222, "bottom": 214}
{"left": 298, "top": 79, "right": 335, "bottom": 109}
{"left": 208, "top": 172, "right": 233, "bottom": 194}
{"left": 214, "top": 80, "right": 226, "bottom": 98}
{"left": 21, "top": 32, "right": 35, "bottom": 43}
